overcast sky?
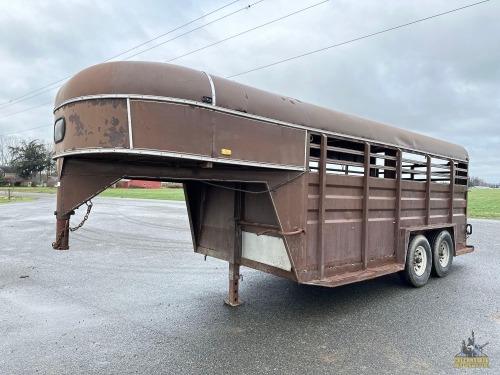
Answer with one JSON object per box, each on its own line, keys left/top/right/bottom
{"left": 1, "top": 0, "right": 498, "bottom": 182}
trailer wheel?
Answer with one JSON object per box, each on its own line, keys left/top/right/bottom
{"left": 399, "top": 235, "right": 432, "bottom": 287}
{"left": 430, "top": 230, "right": 453, "bottom": 277}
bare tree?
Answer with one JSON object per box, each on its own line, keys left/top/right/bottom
{"left": 468, "top": 176, "right": 497, "bottom": 188}
{"left": 0, "top": 136, "right": 23, "bottom": 165}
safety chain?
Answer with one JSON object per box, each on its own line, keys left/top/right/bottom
{"left": 69, "top": 200, "right": 93, "bottom": 232}
{"left": 52, "top": 200, "right": 93, "bottom": 249}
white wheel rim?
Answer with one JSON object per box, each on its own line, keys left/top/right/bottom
{"left": 413, "top": 245, "right": 427, "bottom": 277}
{"left": 438, "top": 241, "right": 450, "bottom": 267}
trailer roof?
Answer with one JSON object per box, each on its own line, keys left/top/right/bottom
{"left": 55, "top": 61, "right": 468, "bottom": 161}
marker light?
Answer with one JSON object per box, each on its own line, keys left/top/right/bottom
{"left": 54, "top": 117, "right": 65, "bottom": 144}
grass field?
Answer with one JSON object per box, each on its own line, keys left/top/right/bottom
{"left": 1, "top": 186, "right": 499, "bottom": 219}
{"left": 99, "top": 187, "right": 185, "bottom": 201}
{"left": 0, "top": 186, "right": 185, "bottom": 202}
{"left": 0, "top": 196, "right": 34, "bottom": 204}
{"left": 468, "top": 188, "right": 500, "bottom": 220}
{"left": 1, "top": 187, "right": 56, "bottom": 195}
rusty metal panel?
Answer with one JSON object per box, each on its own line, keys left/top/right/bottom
{"left": 212, "top": 111, "right": 306, "bottom": 168}
{"left": 130, "top": 101, "right": 213, "bottom": 157}
{"left": 54, "top": 99, "right": 129, "bottom": 153}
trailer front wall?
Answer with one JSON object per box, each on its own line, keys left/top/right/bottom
{"left": 54, "top": 99, "right": 130, "bottom": 153}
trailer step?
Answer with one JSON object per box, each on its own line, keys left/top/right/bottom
{"left": 303, "top": 264, "right": 404, "bottom": 288}
{"left": 456, "top": 246, "right": 474, "bottom": 256}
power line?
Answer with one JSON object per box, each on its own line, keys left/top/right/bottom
{"left": 0, "top": 0, "right": 243, "bottom": 111}
{"left": 122, "top": 0, "right": 264, "bottom": 61}
{"left": 167, "top": 0, "right": 328, "bottom": 64}
{"left": 0, "top": 101, "right": 53, "bottom": 120}
{"left": 0, "top": 79, "right": 70, "bottom": 111}
{"left": 0, "top": 124, "right": 51, "bottom": 137}
{"left": 227, "top": 0, "right": 490, "bottom": 78}
{"left": 102, "top": 0, "right": 242, "bottom": 63}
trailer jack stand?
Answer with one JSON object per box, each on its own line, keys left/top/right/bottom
{"left": 224, "top": 263, "right": 244, "bottom": 307}
{"left": 53, "top": 217, "right": 71, "bottom": 250}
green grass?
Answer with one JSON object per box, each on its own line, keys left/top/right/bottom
{"left": 0, "top": 186, "right": 184, "bottom": 201}
{"left": 1, "top": 186, "right": 56, "bottom": 194}
{"left": 468, "top": 188, "right": 500, "bottom": 220}
{"left": 99, "top": 187, "right": 185, "bottom": 201}
{"left": 0, "top": 196, "right": 34, "bottom": 204}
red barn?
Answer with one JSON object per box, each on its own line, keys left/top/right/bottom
{"left": 116, "top": 179, "right": 161, "bottom": 189}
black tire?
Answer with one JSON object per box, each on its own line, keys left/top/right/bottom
{"left": 399, "top": 234, "right": 432, "bottom": 287}
{"left": 430, "top": 230, "right": 454, "bottom": 277}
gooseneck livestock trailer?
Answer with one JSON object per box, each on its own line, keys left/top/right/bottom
{"left": 52, "top": 61, "right": 473, "bottom": 305}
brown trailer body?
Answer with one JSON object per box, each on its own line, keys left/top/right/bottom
{"left": 52, "top": 61, "right": 473, "bottom": 304}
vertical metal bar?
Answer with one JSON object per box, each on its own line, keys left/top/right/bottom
{"left": 394, "top": 149, "right": 402, "bottom": 264}
{"left": 127, "top": 98, "right": 134, "bottom": 149}
{"left": 426, "top": 156, "right": 431, "bottom": 225}
{"left": 227, "top": 263, "right": 241, "bottom": 306}
{"left": 449, "top": 161, "right": 455, "bottom": 223}
{"left": 464, "top": 162, "right": 470, "bottom": 219}
{"left": 318, "top": 134, "right": 327, "bottom": 279}
{"left": 225, "top": 183, "right": 243, "bottom": 306}
{"left": 202, "top": 71, "right": 217, "bottom": 106}
{"left": 362, "top": 142, "right": 370, "bottom": 270}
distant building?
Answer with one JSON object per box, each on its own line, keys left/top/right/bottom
{"left": 0, "top": 165, "right": 24, "bottom": 186}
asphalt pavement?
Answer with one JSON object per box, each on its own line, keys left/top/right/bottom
{"left": 1, "top": 193, "right": 499, "bottom": 374}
